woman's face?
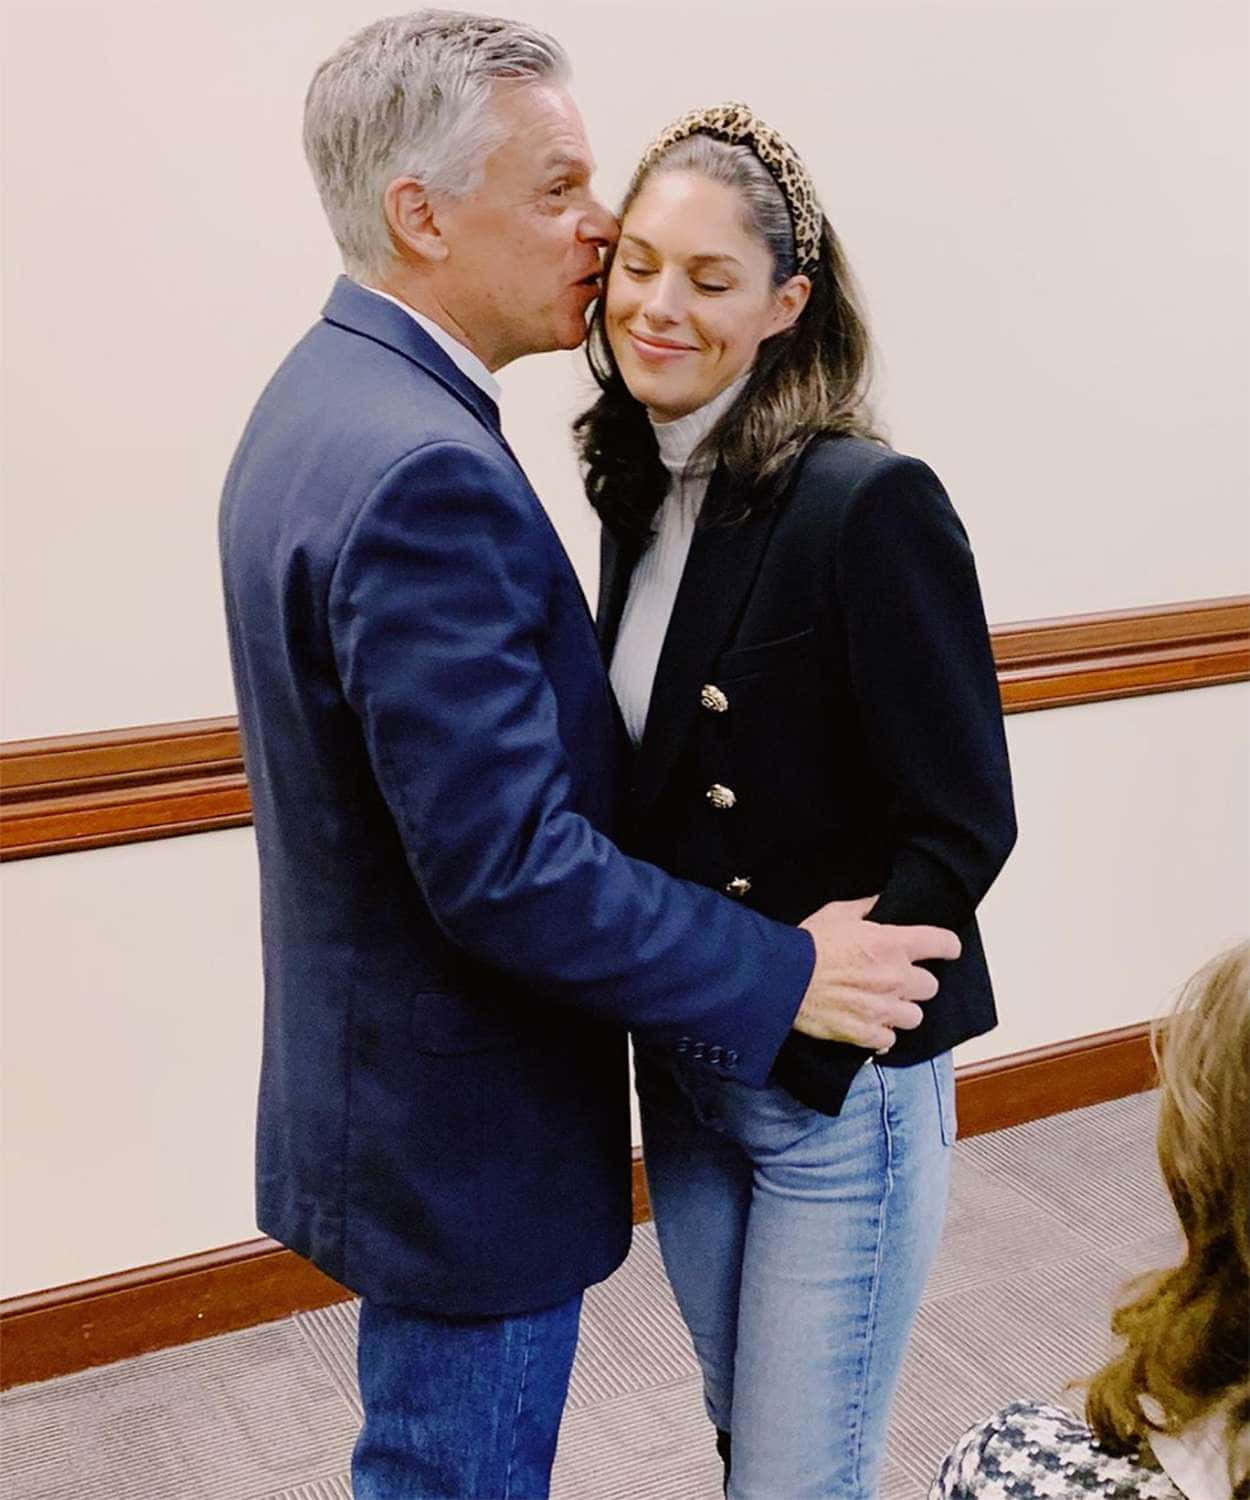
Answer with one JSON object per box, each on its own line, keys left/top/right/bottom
{"left": 605, "top": 169, "right": 809, "bottom": 422}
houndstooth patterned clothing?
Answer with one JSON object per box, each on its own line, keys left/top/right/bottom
{"left": 929, "top": 1401, "right": 1185, "bottom": 1499}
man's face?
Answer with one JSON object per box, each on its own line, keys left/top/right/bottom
{"left": 434, "top": 83, "right": 617, "bottom": 371}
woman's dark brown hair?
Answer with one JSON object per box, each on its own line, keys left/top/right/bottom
{"left": 574, "top": 133, "right": 880, "bottom": 539}
{"left": 1084, "top": 941, "right": 1250, "bottom": 1496}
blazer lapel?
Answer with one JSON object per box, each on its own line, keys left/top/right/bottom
{"left": 631, "top": 467, "right": 785, "bottom": 813}
{"left": 597, "top": 527, "right": 644, "bottom": 665}
{"left": 320, "top": 276, "right": 512, "bottom": 454}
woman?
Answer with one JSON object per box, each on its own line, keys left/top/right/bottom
{"left": 575, "top": 104, "right": 1017, "bottom": 1499}
{"left": 930, "top": 941, "right": 1250, "bottom": 1500}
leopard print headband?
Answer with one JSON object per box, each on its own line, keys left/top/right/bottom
{"left": 635, "top": 102, "right": 823, "bottom": 276}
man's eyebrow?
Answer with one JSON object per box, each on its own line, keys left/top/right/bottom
{"left": 543, "top": 151, "right": 595, "bottom": 176}
{"left": 619, "top": 234, "right": 742, "bottom": 269}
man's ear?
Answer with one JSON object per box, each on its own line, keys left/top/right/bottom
{"left": 770, "top": 274, "right": 812, "bottom": 336}
{"left": 383, "top": 177, "right": 449, "bottom": 264}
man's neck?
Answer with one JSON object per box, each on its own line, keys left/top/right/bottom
{"left": 369, "top": 274, "right": 497, "bottom": 372}
{"left": 361, "top": 278, "right": 503, "bottom": 405}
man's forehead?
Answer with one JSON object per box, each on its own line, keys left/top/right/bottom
{"left": 492, "top": 82, "right": 594, "bottom": 172}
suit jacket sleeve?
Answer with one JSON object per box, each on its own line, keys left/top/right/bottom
{"left": 833, "top": 456, "right": 1017, "bottom": 931}
{"left": 328, "top": 439, "right": 812, "bottom": 1084}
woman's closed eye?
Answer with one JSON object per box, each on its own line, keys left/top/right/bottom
{"left": 620, "top": 263, "right": 728, "bottom": 295}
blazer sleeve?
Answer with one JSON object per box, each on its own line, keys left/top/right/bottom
{"left": 832, "top": 456, "right": 1017, "bottom": 931}
{"left": 328, "top": 439, "right": 812, "bottom": 1085}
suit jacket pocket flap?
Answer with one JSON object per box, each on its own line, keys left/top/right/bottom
{"left": 411, "top": 989, "right": 525, "bottom": 1055}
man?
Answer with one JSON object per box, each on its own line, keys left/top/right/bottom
{"left": 219, "top": 12, "right": 960, "bottom": 1497}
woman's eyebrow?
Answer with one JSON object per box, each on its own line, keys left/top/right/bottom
{"left": 619, "top": 235, "right": 742, "bottom": 269}
{"left": 688, "top": 253, "right": 742, "bottom": 269}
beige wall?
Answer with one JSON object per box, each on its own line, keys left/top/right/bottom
{"left": 2, "top": 0, "right": 1247, "bottom": 1295}
{"left": 3, "top": 0, "right": 1247, "bottom": 739}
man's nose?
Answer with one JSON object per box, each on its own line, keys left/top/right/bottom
{"left": 580, "top": 198, "right": 618, "bottom": 248}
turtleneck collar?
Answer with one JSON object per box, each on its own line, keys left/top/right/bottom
{"left": 649, "top": 368, "right": 753, "bottom": 477}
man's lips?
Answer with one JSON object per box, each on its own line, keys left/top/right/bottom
{"left": 626, "top": 329, "right": 698, "bottom": 363}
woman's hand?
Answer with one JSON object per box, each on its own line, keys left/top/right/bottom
{"left": 793, "top": 895, "right": 960, "bottom": 1052}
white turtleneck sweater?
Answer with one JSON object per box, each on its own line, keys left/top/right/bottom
{"left": 609, "top": 371, "right": 751, "bottom": 746}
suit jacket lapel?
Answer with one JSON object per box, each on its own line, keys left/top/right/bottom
{"left": 631, "top": 467, "right": 786, "bottom": 813}
{"left": 320, "top": 277, "right": 512, "bottom": 456}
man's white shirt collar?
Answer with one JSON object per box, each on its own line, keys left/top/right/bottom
{"left": 361, "top": 285, "right": 502, "bottom": 406}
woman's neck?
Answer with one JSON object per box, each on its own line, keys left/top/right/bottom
{"left": 649, "top": 368, "right": 752, "bottom": 475}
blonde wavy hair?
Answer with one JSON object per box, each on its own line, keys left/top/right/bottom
{"left": 1085, "top": 940, "right": 1250, "bottom": 1495}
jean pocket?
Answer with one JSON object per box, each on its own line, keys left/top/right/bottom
{"left": 931, "top": 1052, "right": 958, "bottom": 1146}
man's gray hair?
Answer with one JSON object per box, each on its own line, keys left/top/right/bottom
{"left": 304, "top": 10, "right": 569, "bottom": 279}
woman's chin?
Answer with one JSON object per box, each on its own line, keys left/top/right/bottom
{"left": 621, "top": 366, "right": 681, "bottom": 416}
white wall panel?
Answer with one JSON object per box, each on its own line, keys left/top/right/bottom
{"left": 3, "top": 686, "right": 1246, "bottom": 1295}
{"left": 961, "top": 682, "right": 1250, "bottom": 1064}
{"left": 1, "top": 829, "right": 263, "bottom": 1296}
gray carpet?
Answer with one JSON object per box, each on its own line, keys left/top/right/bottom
{"left": 0, "top": 1091, "right": 1178, "bottom": 1500}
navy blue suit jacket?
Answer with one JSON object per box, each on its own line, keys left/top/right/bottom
{"left": 219, "top": 278, "right": 813, "bottom": 1314}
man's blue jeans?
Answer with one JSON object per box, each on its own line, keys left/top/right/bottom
{"left": 635, "top": 1047, "right": 956, "bottom": 1500}
{"left": 351, "top": 1291, "right": 583, "bottom": 1499}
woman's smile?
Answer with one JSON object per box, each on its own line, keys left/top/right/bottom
{"left": 626, "top": 329, "right": 699, "bottom": 364}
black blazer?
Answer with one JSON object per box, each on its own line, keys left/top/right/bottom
{"left": 598, "top": 435, "right": 1017, "bottom": 1116}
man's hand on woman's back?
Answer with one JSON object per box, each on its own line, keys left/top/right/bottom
{"left": 794, "top": 896, "right": 961, "bottom": 1052}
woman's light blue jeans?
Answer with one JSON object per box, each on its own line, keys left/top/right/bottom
{"left": 635, "top": 1046, "right": 956, "bottom": 1500}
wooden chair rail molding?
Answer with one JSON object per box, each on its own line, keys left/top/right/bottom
{"left": 992, "top": 594, "right": 1248, "bottom": 712}
{"left": 0, "top": 1019, "right": 1157, "bottom": 1390}
{"left": 1, "top": 594, "right": 1246, "bottom": 861}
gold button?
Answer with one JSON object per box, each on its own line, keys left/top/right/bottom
{"left": 725, "top": 876, "right": 752, "bottom": 897}
{"left": 706, "top": 784, "right": 737, "bottom": 810}
{"left": 700, "top": 684, "right": 729, "bottom": 713}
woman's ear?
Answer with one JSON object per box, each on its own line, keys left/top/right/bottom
{"left": 383, "top": 177, "right": 449, "bottom": 264}
{"left": 770, "top": 274, "right": 812, "bottom": 335}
